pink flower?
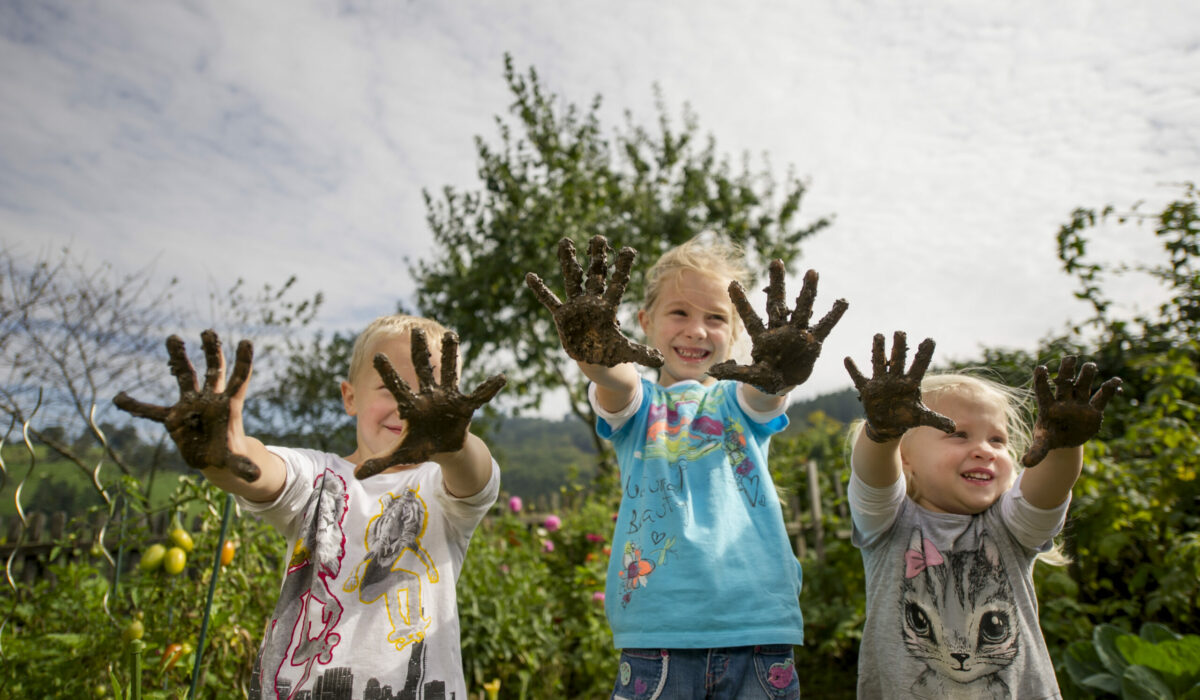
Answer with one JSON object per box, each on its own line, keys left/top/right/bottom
{"left": 543, "top": 514, "right": 562, "bottom": 532}
{"left": 585, "top": 533, "right": 605, "bottom": 543}
{"left": 508, "top": 496, "right": 523, "bottom": 514}
{"left": 542, "top": 539, "right": 555, "bottom": 553}
{"left": 592, "top": 591, "right": 605, "bottom": 603}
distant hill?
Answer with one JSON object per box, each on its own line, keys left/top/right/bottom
{"left": 785, "top": 386, "right": 862, "bottom": 431}
{"left": 484, "top": 415, "right": 599, "bottom": 502}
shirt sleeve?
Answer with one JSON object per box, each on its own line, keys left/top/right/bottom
{"left": 847, "top": 470, "right": 907, "bottom": 545}
{"left": 589, "top": 380, "right": 643, "bottom": 433}
{"left": 735, "top": 383, "right": 789, "bottom": 424}
{"left": 435, "top": 458, "right": 501, "bottom": 541}
{"left": 233, "top": 445, "right": 315, "bottom": 540}
{"left": 999, "top": 471, "right": 1070, "bottom": 552}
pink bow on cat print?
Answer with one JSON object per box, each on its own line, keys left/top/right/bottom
{"left": 904, "top": 538, "right": 944, "bottom": 578}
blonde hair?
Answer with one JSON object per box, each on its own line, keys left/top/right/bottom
{"left": 642, "top": 233, "right": 751, "bottom": 340}
{"left": 903, "top": 372, "right": 1032, "bottom": 481}
{"left": 347, "top": 314, "right": 453, "bottom": 382}
{"left": 848, "top": 370, "right": 1070, "bottom": 565}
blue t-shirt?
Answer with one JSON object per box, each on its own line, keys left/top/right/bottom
{"left": 596, "top": 378, "right": 805, "bottom": 649}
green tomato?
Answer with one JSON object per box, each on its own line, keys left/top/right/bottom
{"left": 169, "top": 527, "right": 194, "bottom": 553}
{"left": 123, "top": 619, "right": 145, "bottom": 641}
{"left": 139, "top": 543, "right": 167, "bottom": 571}
{"left": 163, "top": 546, "right": 187, "bottom": 575}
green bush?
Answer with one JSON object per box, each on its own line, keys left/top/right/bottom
{"left": 458, "top": 492, "right": 615, "bottom": 699}
{"left": 1064, "top": 622, "right": 1200, "bottom": 699}
{"left": 0, "top": 476, "right": 283, "bottom": 698}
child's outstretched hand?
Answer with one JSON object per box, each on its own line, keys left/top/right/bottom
{"left": 355, "top": 329, "right": 507, "bottom": 480}
{"left": 113, "top": 330, "right": 261, "bottom": 481}
{"left": 844, "top": 331, "right": 956, "bottom": 442}
{"left": 525, "top": 235, "right": 664, "bottom": 368}
{"left": 1021, "top": 356, "right": 1122, "bottom": 467}
{"left": 708, "top": 262, "right": 848, "bottom": 394}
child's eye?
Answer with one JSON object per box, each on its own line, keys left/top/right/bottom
{"left": 669, "top": 309, "right": 688, "bottom": 317}
{"left": 707, "top": 314, "right": 727, "bottom": 324}
{"left": 949, "top": 431, "right": 967, "bottom": 439}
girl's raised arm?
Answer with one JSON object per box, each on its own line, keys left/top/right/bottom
{"left": 1018, "top": 357, "right": 1121, "bottom": 508}
{"left": 525, "top": 235, "right": 658, "bottom": 412}
{"left": 844, "top": 332, "right": 956, "bottom": 487}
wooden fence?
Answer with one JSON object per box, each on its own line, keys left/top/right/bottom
{"left": 0, "top": 509, "right": 202, "bottom": 589}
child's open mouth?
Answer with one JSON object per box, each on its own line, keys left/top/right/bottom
{"left": 674, "top": 347, "right": 711, "bottom": 361}
{"left": 961, "top": 470, "right": 994, "bottom": 483}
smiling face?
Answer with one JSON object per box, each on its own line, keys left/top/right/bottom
{"left": 341, "top": 334, "right": 437, "bottom": 469}
{"left": 637, "top": 268, "right": 736, "bottom": 387}
{"left": 901, "top": 389, "right": 1016, "bottom": 515}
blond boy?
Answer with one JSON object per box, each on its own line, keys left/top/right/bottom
{"left": 116, "top": 314, "right": 504, "bottom": 699}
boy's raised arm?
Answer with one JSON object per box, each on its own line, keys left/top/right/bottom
{"left": 708, "top": 261, "right": 848, "bottom": 412}
{"left": 113, "top": 330, "right": 287, "bottom": 503}
{"left": 525, "top": 235, "right": 658, "bottom": 413}
{"left": 1018, "top": 356, "right": 1121, "bottom": 509}
{"left": 844, "top": 332, "right": 956, "bottom": 487}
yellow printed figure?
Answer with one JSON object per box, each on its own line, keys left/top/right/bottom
{"left": 343, "top": 488, "right": 439, "bottom": 651}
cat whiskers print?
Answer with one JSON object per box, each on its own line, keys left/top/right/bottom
{"left": 899, "top": 529, "right": 1018, "bottom": 699}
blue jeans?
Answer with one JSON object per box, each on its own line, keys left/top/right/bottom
{"left": 610, "top": 645, "right": 800, "bottom": 700}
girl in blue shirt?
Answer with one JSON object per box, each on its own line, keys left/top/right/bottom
{"left": 527, "top": 234, "right": 848, "bottom": 700}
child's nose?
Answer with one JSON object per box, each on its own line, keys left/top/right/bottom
{"left": 971, "top": 441, "right": 997, "bottom": 460}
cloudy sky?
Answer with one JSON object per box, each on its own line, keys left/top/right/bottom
{"left": 3, "top": 0, "right": 1199, "bottom": 413}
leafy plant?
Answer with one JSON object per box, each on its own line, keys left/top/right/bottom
{"left": 1064, "top": 623, "right": 1200, "bottom": 699}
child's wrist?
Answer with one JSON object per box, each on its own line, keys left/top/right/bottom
{"left": 864, "top": 421, "right": 904, "bottom": 443}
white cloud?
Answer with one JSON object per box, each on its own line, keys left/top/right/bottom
{"left": 2, "top": 0, "right": 1198, "bottom": 412}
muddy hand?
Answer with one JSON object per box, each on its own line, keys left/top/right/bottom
{"left": 525, "top": 235, "right": 664, "bottom": 368}
{"left": 1021, "top": 356, "right": 1121, "bottom": 467}
{"left": 113, "top": 330, "right": 260, "bottom": 481}
{"left": 844, "top": 331, "right": 956, "bottom": 442}
{"left": 355, "top": 329, "right": 507, "bottom": 479}
{"left": 708, "top": 262, "right": 848, "bottom": 394}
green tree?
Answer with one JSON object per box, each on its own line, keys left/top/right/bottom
{"left": 410, "top": 55, "right": 832, "bottom": 467}
{"left": 950, "top": 183, "right": 1200, "bottom": 686}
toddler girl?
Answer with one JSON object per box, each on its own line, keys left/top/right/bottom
{"left": 844, "top": 332, "right": 1120, "bottom": 698}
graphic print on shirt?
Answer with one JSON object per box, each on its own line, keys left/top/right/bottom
{"left": 721, "top": 415, "right": 767, "bottom": 508}
{"left": 254, "top": 470, "right": 349, "bottom": 699}
{"left": 619, "top": 385, "right": 736, "bottom": 607}
{"left": 898, "top": 527, "right": 1019, "bottom": 699}
{"left": 343, "top": 488, "right": 439, "bottom": 653}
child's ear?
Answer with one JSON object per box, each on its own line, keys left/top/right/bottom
{"left": 340, "top": 380, "right": 357, "bottom": 417}
{"left": 637, "top": 308, "right": 651, "bottom": 336}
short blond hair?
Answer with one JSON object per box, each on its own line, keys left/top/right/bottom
{"left": 347, "top": 314, "right": 452, "bottom": 382}
{"left": 643, "top": 233, "right": 750, "bottom": 338}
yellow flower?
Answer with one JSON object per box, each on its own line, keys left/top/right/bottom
{"left": 483, "top": 678, "right": 501, "bottom": 700}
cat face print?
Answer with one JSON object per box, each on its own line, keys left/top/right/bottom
{"left": 899, "top": 529, "right": 1019, "bottom": 692}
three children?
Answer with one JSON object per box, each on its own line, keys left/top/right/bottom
{"left": 117, "top": 232, "right": 1120, "bottom": 697}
